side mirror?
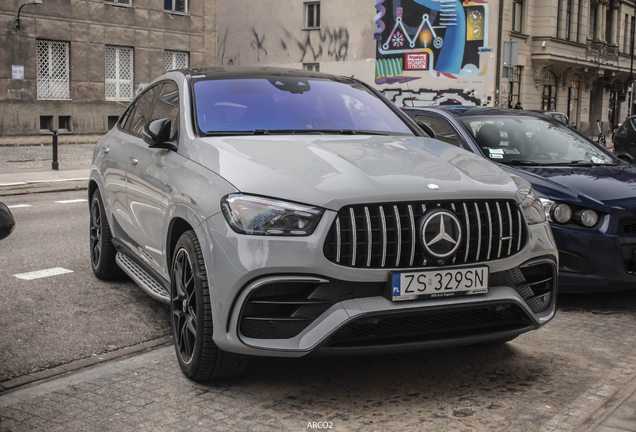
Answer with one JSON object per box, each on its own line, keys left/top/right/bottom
{"left": 415, "top": 120, "right": 436, "bottom": 139}
{"left": 0, "top": 203, "right": 15, "bottom": 241}
{"left": 142, "top": 118, "right": 177, "bottom": 151}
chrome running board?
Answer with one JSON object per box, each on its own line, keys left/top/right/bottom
{"left": 116, "top": 252, "right": 170, "bottom": 304}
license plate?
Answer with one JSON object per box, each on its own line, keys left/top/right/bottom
{"left": 391, "top": 267, "right": 488, "bottom": 301}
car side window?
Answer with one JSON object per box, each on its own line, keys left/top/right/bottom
{"left": 118, "top": 102, "right": 136, "bottom": 131}
{"left": 616, "top": 123, "right": 630, "bottom": 138}
{"left": 129, "top": 86, "right": 159, "bottom": 136}
{"left": 414, "top": 115, "right": 461, "bottom": 147}
{"left": 150, "top": 81, "right": 179, "bottom": 140}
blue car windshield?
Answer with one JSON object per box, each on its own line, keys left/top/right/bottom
{"left": 192, "top": 77, "right": 414, "bottom": 135}
{"left": 460, "top": 116, "right": 617, "bottom": 165}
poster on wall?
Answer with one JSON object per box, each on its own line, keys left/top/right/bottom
{"left": 374, "top": 0, "right": 493, "bottom": 106}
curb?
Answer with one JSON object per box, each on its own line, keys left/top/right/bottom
{"left": 0, "top": 136, "right": 101, "bottom": 147}
{"left": 0, "top": 336, "right": 173, "bottom": 396}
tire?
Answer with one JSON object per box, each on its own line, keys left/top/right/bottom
{"left": 90, "top": 190, "right": 126, "bottom": 280}
{"left": 170, "top": 230, "right": 249, "bottom": 381}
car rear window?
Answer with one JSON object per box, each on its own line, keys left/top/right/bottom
{"left": 192, "top": 78, "right": 413, "bottom": 135}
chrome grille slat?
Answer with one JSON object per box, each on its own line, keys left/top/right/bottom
{"left": 462, "top": 202, "right": 470, "bottom": 262}
{"left": 506, "top": 203, "right": 513, "bottom": 256}
{"left": 474, "top": 202, "right": 482, "bottom": 261}
{"left": 496, "top": 202, "right": 503, "bottom": 258}
{"left": 379, "top": 206, "right": 387, "bottom": 267}
{"left": 349, "top": 207, "right": 357, "bottom": 266}
{"left": 365, "top": 207, "right": 372, "bottom": 267}
{"left": 335, "top": 217, "right": 341, "bottom": 263}
{"left": 408, "top": 205, "right": 415, "bottom": 267}
{"left": 325, "top": 200, "right": 525, "bottom": 269}
{"left": 394, "top": 205, "right": 401, "bottom": 267}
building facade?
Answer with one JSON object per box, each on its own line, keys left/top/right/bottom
{"left": 0, "top": 0, "right": 216, "bottom": 136}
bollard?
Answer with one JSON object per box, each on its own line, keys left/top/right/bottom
{"left": 52, "top": 130, "right": 59, "bottom": 171}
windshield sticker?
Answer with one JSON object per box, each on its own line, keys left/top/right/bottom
{"left": 489, "top": 154, "right": 504, "bottom": 159}
{"left": 591, "top": 156, "right": 605, "bottom": 164}
{"left": 488, "top": 148, "right": 504, "bottom": 154}
{"left": 503, "top": 148, "right": 520, "bottom": 155}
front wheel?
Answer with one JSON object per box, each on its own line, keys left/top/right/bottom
{"left": 90, "top": 190, "right": 125, "bottom": 280}
{"left": 171, "top": 230, "right": 248, "bottom": 381}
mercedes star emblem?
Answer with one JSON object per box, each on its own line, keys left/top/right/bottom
{"left": 420, "top": 210, "right": 462, "bottom": 258}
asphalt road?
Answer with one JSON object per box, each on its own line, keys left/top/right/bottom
{"left": 0, "top": 190, "right": 170, "bottom": 381}
{"left": 1, "top": 190, "right": 636, "bottom": 431}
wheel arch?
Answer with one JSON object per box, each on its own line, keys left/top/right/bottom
{"left": 167, "top": 217, "right": 195, "bottom": 272}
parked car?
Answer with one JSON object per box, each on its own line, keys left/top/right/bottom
{"left": 89, "top": 67, "right": 558, "bottom": 381}
{"left": 402, "top": 106, "right": 636, "bottom": 293}
{"left": 0, "top": 203, "right": 15, "bottom": 240}
{"left": 613, "top": 116, "right": 636, "bottom": 163}
{"left": 528, "top": 110, "right": 570, "bottom": 127}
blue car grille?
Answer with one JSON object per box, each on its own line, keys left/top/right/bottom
{"left": 618, "top": 217, "right": 636, "bottom": 234}
{"left": 323, "top": 199, "right": 526, "bottom": 269}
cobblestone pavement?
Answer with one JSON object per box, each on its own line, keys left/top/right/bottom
{"left": 1, "top": 291, "right": 636, "bottom": 432}
{"left": 0, "top": 144, "right": 95, "bottom": 172}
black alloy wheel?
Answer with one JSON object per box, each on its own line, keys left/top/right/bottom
{"left": 89, "top": 190, "right": 125, "bottom": 280}
{"left": 170, "top": 230, "right": 249, "bottom": 381}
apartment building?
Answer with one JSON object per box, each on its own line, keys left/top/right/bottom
{"left": 0, "top": 0, "right": 216, "bottom": 135}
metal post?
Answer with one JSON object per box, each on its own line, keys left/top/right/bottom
{"left": 52, "top": 131, "right": 59, "bottom": 171}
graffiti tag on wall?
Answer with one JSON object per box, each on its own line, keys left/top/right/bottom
{"left": 382, "top": 87, "right": 482, "bottom": 107}
{"left": 374, "top": 0, "right": 492, "bottom": 84}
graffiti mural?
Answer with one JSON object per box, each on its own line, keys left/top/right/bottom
{"left": 382, "top": 87, "right": 483, "bottom": 107}
{"left": 374, "top": 0, "right": 492, "bottom": 85}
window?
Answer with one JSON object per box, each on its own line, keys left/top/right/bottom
{"left": 164, "top": 0, "right": 186, "bottom": 13}
{"left": 58, "top": 116, "right": 71, "bottom": 133}
{"left": 305, "top": 2, "right": 320, "bottom": 29}
{"left": 40, "top": 116, "right": 53, "bottom": 133}
{"left": 565, "top": 0, "right": 572, "bottom": 40}
{"left": 512, "top": 0, "right": 523, "bottom": 33}
{"left": 150, "top": 82, "right": 180, "bottom": 140}
{"left": 508, "top": 66, "right": 522, "bottom": 108}
{"left": 303, "top": 63, "right": 320, "bottom": 72}
{"left": 414, "top": 115, "right": 461, "bottom": 147}
{"left": 541, "top": 70, "right": 557, "bottom": 111}
{"left": 105, "top": 46, "right": 134, "bottom": 101}
{"left": 164, "top": 51, "right": 189, "bottom": 73}
{"left": 129, "top": 86, "right": 158, "bottom": 136}
{"left": 567, "top": 75, "right": 579, "bottom": 129}
{"left": 36, "top": 40, "right": 70, "bottom": 100}
{"left": 107, "top": 0, "right": 130, "bottom": 4}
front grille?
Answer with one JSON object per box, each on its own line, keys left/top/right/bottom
{"left": 324, "top": 200, "right": 526, "bottom": 269}
{"left": 322, "top": 303, "right": 532, "bottom": 349}
{"left": 618, "top": 217, "right": 636, "bottom": 234}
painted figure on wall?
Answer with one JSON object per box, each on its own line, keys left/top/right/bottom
{"left": 374, "top": 0, "right": 491, "bottom": 85}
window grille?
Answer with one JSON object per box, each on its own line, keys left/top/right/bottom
{"left": 164, "top": 51, "right": 189, "bottom": 72}
{"left": 37, "top": 40, "right": 70, "bottom": 100}
{"left": 105, "top": 46, "right": 134, "bottom": 101}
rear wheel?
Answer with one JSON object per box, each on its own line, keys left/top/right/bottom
{"left": 90, "top": 190, "right": 125, "bottom": 280}
{"left": 171, "top": 230, "right": 248, "bottom": 381}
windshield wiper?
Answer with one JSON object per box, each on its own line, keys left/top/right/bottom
{"left": 506, "top": 160, "right": 542, "bottom": 166}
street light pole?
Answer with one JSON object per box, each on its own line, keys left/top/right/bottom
{"left": 15, "top": 0, "right": 42, "bottom": 29}
{"left": 628, "top": 16, "right": 635, "bottom": 116}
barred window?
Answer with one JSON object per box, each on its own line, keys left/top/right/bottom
{"left": 105, "top": 46, "right": 134, "bottom": 101}
{"left": 164, "top": 51, "right": 189, "bottom": 73}
{"left": 37, "top": 40, "right": 70, "bottom": 100}
{"left": 164, "top": 0, "right": 187, "bottom": 13}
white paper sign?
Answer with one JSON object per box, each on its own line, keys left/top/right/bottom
{"left": 12, "top": 65, "right": 24, "bottom": 80}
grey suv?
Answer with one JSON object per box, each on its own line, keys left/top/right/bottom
{"left": 89, "top": 67, "right": 558, "bottom": 381}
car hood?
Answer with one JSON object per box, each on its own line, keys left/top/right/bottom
{"left": 504, "top": 164, "right": 636, "bottom": 210}
{"left": 187, "top": 135, "right": 518, "bottom": 210}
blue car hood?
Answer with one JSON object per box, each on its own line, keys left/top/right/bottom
{"left": 504, "top": 164, "right": 636, "bottom": 210}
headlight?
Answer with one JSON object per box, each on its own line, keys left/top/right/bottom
{"left": 575, "top": 209, "right": 599, "bottom": 227}
{"left": 221, "top": 194, "right": 324, "bottom": 236}
{"left": 540, "top": 198, "right": 572, "bottom": 223}
{"left": 511, "top": 176, "right": 546, "bottom": 225}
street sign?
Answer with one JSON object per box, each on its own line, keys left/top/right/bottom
{"left": 12, "top": 65, "right": 24, "bottom": 80}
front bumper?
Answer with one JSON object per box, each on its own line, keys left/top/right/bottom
{"left": 203, "top": 211, "right": 558, "bottom": 357}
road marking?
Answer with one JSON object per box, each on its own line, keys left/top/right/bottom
{"left": 14, "top": 267, "right": 74, "bottom": 280}
{"left": 55, "top": 199, "right": 87, "bottom": 204}
{"left": 0, "top": 178, "right": 88, "bottom": 187}
{"left": 8, "top": 204, "right": 32, "bottom": 208}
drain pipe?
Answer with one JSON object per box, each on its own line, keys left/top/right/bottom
{"left": 495, "top": 0, "right": 504, "bottom": 107}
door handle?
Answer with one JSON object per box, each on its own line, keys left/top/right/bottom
{"left": 103, "top": 146, "right": 110, "bottom": 154}
{"left": 130, "top": 156, "right": 139, "bottom": 165}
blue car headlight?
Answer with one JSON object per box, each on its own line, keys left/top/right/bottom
{"left": 221, "top": 194, "right": 324, "bottom": 236}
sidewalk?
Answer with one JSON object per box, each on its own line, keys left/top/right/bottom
{"left": 0, "top": 134, "right": 103, "bottom": 147}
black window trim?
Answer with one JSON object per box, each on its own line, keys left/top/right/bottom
{"left": 121, "top": 83, "right": 162, "bottom": 139}
{"left": 149, "top": 79, "right": 181, "bottom": 143}
{"left": 405, "top": 109, "right": 471, "bottom": 150}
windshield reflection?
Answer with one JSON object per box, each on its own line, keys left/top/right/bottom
{"left": 460, "top": 116, "right": 617, "bottom": 166}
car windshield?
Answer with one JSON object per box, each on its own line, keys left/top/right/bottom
{"left": 459, "top": 115, "right": 616, "bottom": 166}
{"left": 192, "top": 77, "right": 414, "bottom": 136}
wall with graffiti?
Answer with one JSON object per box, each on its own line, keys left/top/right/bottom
{"left": 215, "top": 0, "right": 496, "bottom": 107}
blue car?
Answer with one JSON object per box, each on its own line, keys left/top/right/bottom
{"left": 402, "top": 106, "right": 636, "bottom": 293}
